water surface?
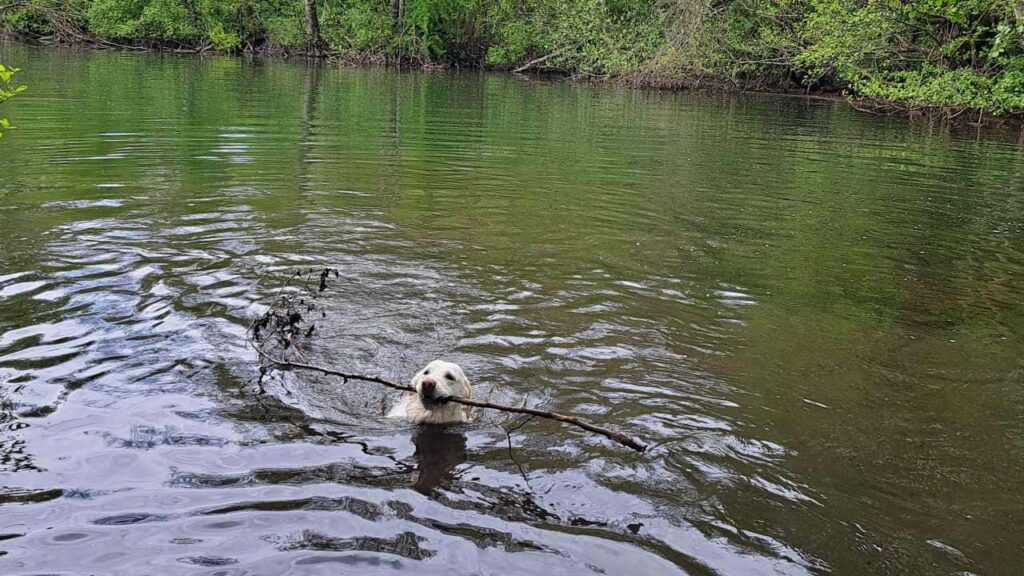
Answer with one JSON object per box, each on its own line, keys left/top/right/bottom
{"left": 1, "top": 46, "right": 1023, "bottom": 575}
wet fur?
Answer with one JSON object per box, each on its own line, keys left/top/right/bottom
{"left": 387, "top": 360, "right": 473, "bottom": 424}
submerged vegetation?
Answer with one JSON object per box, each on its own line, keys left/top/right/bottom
{"left": 2, "top": 1, "right": 1024, "bottom": 116}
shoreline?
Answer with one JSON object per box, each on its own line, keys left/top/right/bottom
{"left": 618, "top": 71, "right": 1024, "bottom": 130}
{"left": 4, "top": 35, "right": 1023, "bottom": 130}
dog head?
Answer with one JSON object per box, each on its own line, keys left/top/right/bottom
{"left": 412, "top": 360, "right": 471, "bottom": 404}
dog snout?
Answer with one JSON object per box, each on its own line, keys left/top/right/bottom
{"left": 420, "top": 378, "right": 437, "bottom": 395}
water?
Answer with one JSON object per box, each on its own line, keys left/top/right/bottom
{"left": 1, "top": 46, "right": 1023, "bottom": 575}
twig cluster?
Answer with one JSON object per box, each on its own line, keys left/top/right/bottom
{"left": 251, "top": 267, "right": 340, "bottom": 357}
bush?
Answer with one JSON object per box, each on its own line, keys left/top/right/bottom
{"left": 655, "top": 0, "right": 1024, "bottom": 114}
{"left": 88, "top": 0, "right": 200, "bottom": 41}
{"left": 486, "top": 0, "right": 664, "bottom": 74}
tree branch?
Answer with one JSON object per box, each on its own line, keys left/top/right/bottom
{"left": 513, "top": 43, "right": 581, "bottom": 74}
{"left": 248, "top": 267, "right": 648, "bottom": 453}
{"left": 254, "top": 347, "right": 648, "bottom": 453}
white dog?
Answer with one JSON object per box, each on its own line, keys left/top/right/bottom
{"left": 387, "top": 360, "right": 473, "bottom": 424}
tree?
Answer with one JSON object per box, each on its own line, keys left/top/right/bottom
{"left": 303, "top": 0, "right": 326, "bottom": 55}
{"left": 0, "top": 64, "right": 26, "bottom": 139}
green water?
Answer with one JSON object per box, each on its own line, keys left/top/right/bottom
{"left": 1, "top": 45, "right": 1023, "bottom": 575}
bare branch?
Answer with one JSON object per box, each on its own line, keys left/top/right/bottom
{"left": 513, "top": 43, "right": 581, "bottom": 74}
{"left": 254, "top": 348, "right": 648, "bottom": 453}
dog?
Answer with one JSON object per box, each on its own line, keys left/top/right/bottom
{"left": 387, "top": 360, "right": 473, "bottom": 424}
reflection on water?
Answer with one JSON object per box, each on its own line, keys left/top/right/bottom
{"left": 412, "top": 426, "right": 468, "bottom": 494}
{"left": 0, "top": 44, "right": 1023, "bottom": 575}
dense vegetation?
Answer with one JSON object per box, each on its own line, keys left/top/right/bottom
{"left": 3, "top": 1, "right": 1024, "bottom": 115}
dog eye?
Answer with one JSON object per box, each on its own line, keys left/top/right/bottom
{"left": 444, "top": 372, "right": 455, "bottom": 381}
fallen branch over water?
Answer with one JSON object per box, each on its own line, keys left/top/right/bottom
{"left": 249, "top": 268, "right": 648, "bottom": 453}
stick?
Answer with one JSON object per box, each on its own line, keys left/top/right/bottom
{"left": 513, "top": 43, "right": 580, "bottom": 74}
{"left": 514, "top": 52, "right": 561, "bottom": 74}
{"left": 254, "top": 347, "right": 648, "bottom": 453}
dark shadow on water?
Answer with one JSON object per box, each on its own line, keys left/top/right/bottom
{"left": 411, "top": 425, "right": 467, "bottom": 495}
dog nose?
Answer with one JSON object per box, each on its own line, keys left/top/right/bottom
{"left": 421, "top": 379, "right": 436, "bottom": 393}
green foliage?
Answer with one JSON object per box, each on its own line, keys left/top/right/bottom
{"left": 0, "top": 4, "right": 51, "bottom": 35}
{"left": 319, "top": 1, "right": 393, "bottom": 51}
{"left": 797, "top": 0, "right": 1024, "bottom": 112}
{"left": 397, "top": 0, "right": 478, "bottom": 59}
{"left": 485, "top": 0, "right": 664, "bottom": 74}
{"left": 794, "top": 1, "right": 901, "bottom": 82}
{"left": 0, "top": 63, "right": 27, "bottom": 139}
{"left": 259, "top": 1, "right": 307, "bottom": 47}
{"left": 658, "top": 0, "right": 1024, "bottom": 114}
{"left": 82, "top": 0, "right": 302, "bottom": 49}
{"left": 3, "top": 0, "right": 1024, "bottom": 113}
{"left": 205, "top": 21, "right": 242, "bottom": 51}
{"left": 857, "top": 65, "right": 1024, "bottom": 115}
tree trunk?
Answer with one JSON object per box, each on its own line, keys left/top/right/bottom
{"left": 303, "top": 0, "right": 326, "bottom": 56}
{"left": 391, "top": 0, "right": 403, "bottom": 26}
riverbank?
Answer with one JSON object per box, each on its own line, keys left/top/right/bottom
{"left": 620, "top": 69, "right": 1024, "bottom": 130}
{"left": 3, "top": 0, "right": 1024, "bottom": 126}
{"left": 6, "top": 36, "right": 1022, "bottom": 130}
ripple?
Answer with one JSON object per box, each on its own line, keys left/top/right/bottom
{"left": 177, "top": 555, "right": 239, "bottom": 566}
{"left": 269, "top": 530, "right": 435, "bottom": 560}
{"left": 1, "top": 47, "right": 1021, "bottom": 576}
{"left": 93, "top": 512, "right": 171, "bottom": 526}
{"left": 0, "top": 280, "right": 48, "bottom": 299}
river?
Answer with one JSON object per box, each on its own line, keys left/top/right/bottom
{"left": 1, "top": 46, "right": 1022, "bottom": 575}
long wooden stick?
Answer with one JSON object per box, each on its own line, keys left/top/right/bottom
{"left": 513, "top": 43, "right": 580, "bottom": 74}
{"left": 255, "top": 349, "right": 648, "bottom": 453}
{"left": 514, "top": 51, "right": 563, "bottom": 73}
